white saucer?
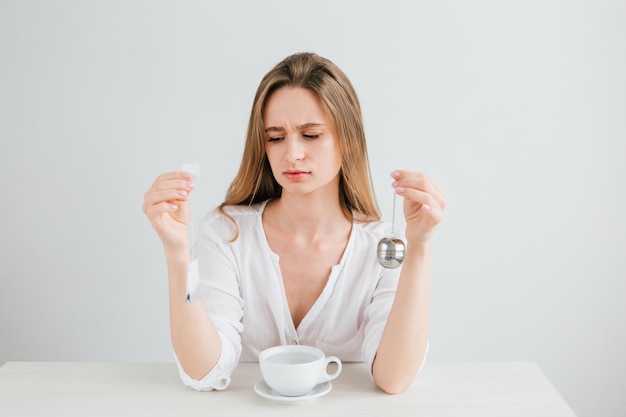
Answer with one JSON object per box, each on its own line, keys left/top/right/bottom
{"left": 254, "top": 379, "right": 332, "bottom": 404}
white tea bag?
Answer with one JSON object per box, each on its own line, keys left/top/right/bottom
{"left": 181, "top": 163, "right": 200, "bottom": 302}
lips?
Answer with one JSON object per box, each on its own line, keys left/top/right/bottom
{"left": 283, "top": 170, "right": 310, "bottom": 180}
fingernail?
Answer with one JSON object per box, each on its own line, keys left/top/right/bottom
{"left": 423, "top": 204, "right": 431, "bottom": 211}
{"left": 395, "top": 186, "right": 405, "bottom": 193}
{"left": 169, "top": 204, "right": 178, "bottom": 211}
{"left": 178, "top": 190, "right": 188, "bottom": 197}
{"left": 188, "top": 182, "right": 196, "bottom": 189}
{"left": 182, "top": 172, "right": 192, "bottom": 179}
{"left": 391, "top": 171, "right": 400, "bottom": 178}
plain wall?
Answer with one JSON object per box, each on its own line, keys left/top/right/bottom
{"left": 1, "top": 1, "right": 624, "bottom": 416}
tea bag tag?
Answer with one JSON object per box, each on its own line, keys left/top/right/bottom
{"left": 181, "top": 163, "right": 200, "bottom": 185}
{"left": 181, "top": 163, "right": 200, "bottom": 302}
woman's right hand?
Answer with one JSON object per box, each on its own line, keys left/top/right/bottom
{"left": 142, "top": 171, "right": 196, "bottom": 252}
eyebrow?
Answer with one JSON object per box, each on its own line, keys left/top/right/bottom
{"left": 264, "top": 123, "right": 326, "bottom": 133}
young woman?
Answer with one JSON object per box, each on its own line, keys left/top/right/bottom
{"left": 142, "top": 52, "right": 446, "bottom": 394}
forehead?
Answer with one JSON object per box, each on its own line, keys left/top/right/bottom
{"left": 263, "top": 87, "right": 329, "bottom": 127}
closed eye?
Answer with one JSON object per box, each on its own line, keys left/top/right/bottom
{"left": 303, "top": 134, "right": 320, "bottom": 139}
{"left": 267, "top": 137, "right": 284, "bottom": 142}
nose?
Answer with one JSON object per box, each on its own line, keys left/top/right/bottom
{"left": 285, "top": 136, "right": 305, "bottom": 162}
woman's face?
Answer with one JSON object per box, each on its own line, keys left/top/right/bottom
{"left": 263, "top": 87, "right": 342, "bottom": 198}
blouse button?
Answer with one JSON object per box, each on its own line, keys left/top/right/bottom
{"left": 290, "top": 340, "right": 299, "bottom": 345}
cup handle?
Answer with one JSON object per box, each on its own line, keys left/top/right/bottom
{"left": 320, "top": 356, "right": 342, "bottom": 382}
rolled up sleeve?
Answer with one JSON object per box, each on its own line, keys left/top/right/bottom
{"left": 362, "top": 266, "right": 399, "bottom": 377}
{"left": 362, "top": 266, "right": 429, "bottom": 381}
{"left": 174, "top": 330, "right": 238, "bottom": 391}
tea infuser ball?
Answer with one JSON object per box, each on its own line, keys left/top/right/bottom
{"left": 377, "top": 192, "right": 406, "bottom": 269}
{"left": 377, "top": 237, "right": 405, "bottom": 268}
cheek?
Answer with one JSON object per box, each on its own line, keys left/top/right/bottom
{"left": 330, "top": 144, "right": 343, "bottom": 169}
{"left": 267, "top": 153, "right": 287, "bottom": 181}
{"left": 264, "top": 147, "right": 277, "bottom": 167}
{"left": 320, "top": 139, "right": 340, "bottom": 159}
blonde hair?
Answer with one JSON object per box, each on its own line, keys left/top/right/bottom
{"left": 219, "top": 52, "right": 380, "bottom": 239}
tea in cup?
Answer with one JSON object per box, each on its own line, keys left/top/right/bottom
{"left": 259, "top": 345, "right": 342, "bottom": 397}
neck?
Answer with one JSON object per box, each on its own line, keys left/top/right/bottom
{"left": 266, "top": 191, "right": 351, "bottom": 240}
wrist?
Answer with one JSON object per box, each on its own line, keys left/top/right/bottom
{"left": 406, "top": 239, "right": 432, "bottom": 253}
{"left": 164, "top": 245, "right": 190, "bottom": 265}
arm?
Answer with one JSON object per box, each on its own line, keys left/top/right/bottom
{"left": 372, "top": 242, "right": 431, "bottom": 394}
{"left": 142, "top": 172, "right": 221, "bottom": 380}
{"left": 372, "top": 171, "right": 446, "bottom": 394}
{"left": 166, "top": 249, "right": 222, "bottom": 380}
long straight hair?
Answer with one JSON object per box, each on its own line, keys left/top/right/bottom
{"left": 219, "top": 52, "right": 380, "bottom": 239}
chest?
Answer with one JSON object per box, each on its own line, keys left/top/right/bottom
{"left": 268, "top": 236, "right": 349, "bottom": 328}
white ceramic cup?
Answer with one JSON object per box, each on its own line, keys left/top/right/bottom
{"left": 259, "top": 345, "right": 342, "bottom": 397}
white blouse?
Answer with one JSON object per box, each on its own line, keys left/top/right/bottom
{"left": 175, "top": 200, "right": 405, "bottom": 391}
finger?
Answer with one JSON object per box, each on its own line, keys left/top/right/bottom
{"left": 393, "top": 177, "right": 435, "bottom": 194}
{"left": 390, "top": 170, "right": 424, "bottom": 181}
{"left": 397, "top": 188, "right": 444, "bottom": 224}
{"left": 144, "top": 201, "right": 180, "bottom": 225}
{"left": 156, "top": 171, "right": 193, "bottom": 182}
{"left": 143, "top": 173, "right": 195, "bottom": 211}
{"left": 391, "top": 171, "right": 437, "bottom": 194}
{"left": 147, "top": 173, "right": 194, "bottom": 199}
{"left": 143, "top": 189, "right": 191, "bottom": 214}
{"left": 395, "top": 187, "right": 436, "bottom": 208}
{"left": 153, "top": 178, "right": 196, "bottom": 193}
{"left": 391, "top": 171, "right": 446, "bottom": 207}
{"left": 393, "top": 178, "right": 446, "bottom": 209}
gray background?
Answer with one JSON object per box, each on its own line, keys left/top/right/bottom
{"left": 1, "top": 1, "right": 624, "bottom": 416}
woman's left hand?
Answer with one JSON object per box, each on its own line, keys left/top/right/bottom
{"left": 391, "top": 170, "right": 447, "bottom": 244}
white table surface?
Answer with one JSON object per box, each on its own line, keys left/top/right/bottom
{"left": 0, "top": 361, "right": 577, "bottom": 417}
